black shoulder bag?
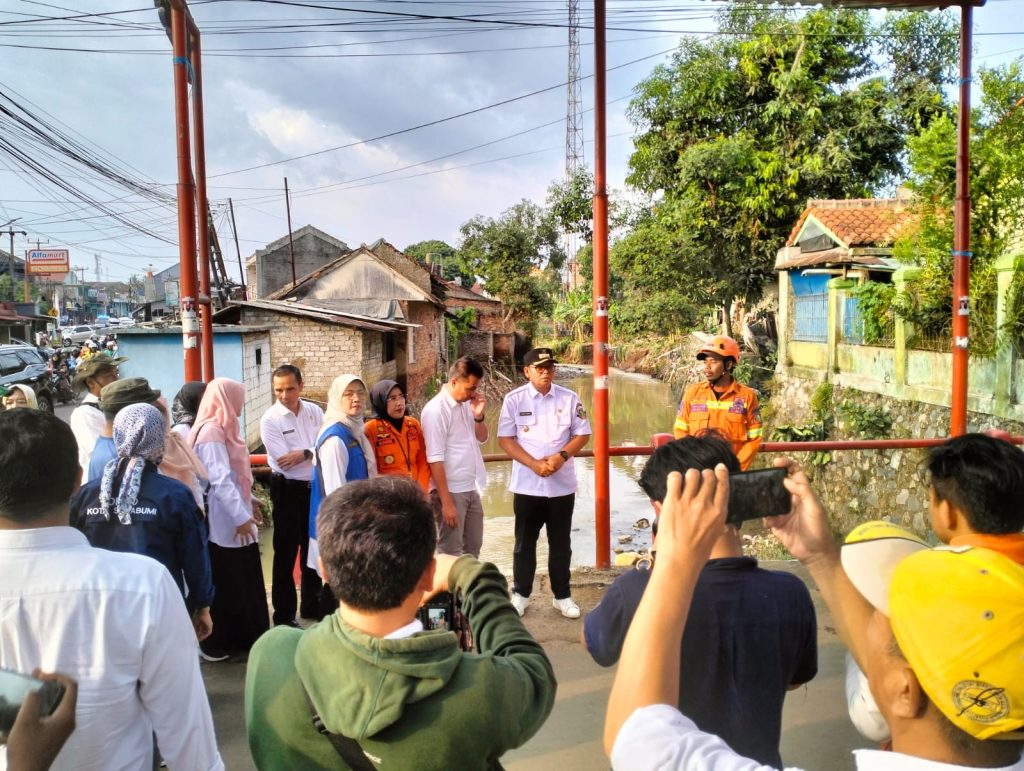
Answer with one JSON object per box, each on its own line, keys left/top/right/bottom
{"left": 300, "top": 683, "right": 377, "bottom": 771}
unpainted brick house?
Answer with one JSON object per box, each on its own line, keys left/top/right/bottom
{"left": 224, "top": 239, "right": 446, "bottom": 409}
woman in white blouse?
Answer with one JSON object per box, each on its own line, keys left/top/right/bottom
{"left": 307, "top": 375, "right": 377, "bottom": 614}
{"left": 189, "top": 378, "right": 269, "bottom": 660}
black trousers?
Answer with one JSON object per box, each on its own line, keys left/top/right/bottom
{"left": 269, "top": 474, "right": 323, "bottom": 623}
{"left": 512, "top": 493, "right": 575, "bottom": 600}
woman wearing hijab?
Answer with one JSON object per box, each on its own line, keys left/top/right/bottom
{"left": 189, "top": 378, "right": 269, "bottom": 659}
{"left": 69, "top": 403, "right": 214, "bottom": 642}
{"left": 171, "top": 381, "right": 207, "bottom": 440}
{"left": 2, "top": 384, "right": 38, "bottom": 410}
{"left": 365, "top": 379, "right": 430, "bottom": 493}
{"left": 307, "top": 375, "right": 376, "bottom": 580}
{"left": 155, "top": 397, "right": 208, "bottom": 511}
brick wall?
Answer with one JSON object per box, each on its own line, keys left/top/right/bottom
{"left": 360, "top": 331, "right": 398, "bottom": 392}
{"left": 369, "top": 241, "right": 432, "bottom": 295}
{"left": 446, "top": 295, "right": 509, "bottom": 332}
{"left": 399, "top": 300, "right": 443, "bottom": 409}
{"left": 255, "top": 231, "right": 347, "bottom": 299}
{"left": 241, "top": 333, "right": 272, "bottom": 448}
{"left": 239, "top": 308, "right": 364, "bottom": 404}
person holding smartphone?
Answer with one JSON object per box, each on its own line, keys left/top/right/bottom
{"left": 0, "top": 670, "right": 77, "bottom": 771}
{"left": 583, "top": 435, "right": 817, "bottom": 768}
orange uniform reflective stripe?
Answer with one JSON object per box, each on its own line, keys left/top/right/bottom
{"left": 673, "top": 379, "right": 763, "bottom": 470}
{"left": 364, "top": 416, "right": 431, "bottom": 493}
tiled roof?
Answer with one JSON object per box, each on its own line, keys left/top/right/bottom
{"left": 787, "top": 198, "right": 917, "bottom": 248}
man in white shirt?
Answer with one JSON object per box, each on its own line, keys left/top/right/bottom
{"left": 260, "top": 364, "right": 325, "bottom": 626}
{"left": 68, "top": 355, "right": 123, "bottom": 477}
{"left": 0, "top": 408, "right": 223, "bottom": 771}
{"left": 498, "top": 348, "right": 590, "bottom": 618}
{"left": 420, "top": 356, "right": 488, "bottom": 557}
{"left": 604, "top": 462, "right": 1024, "bottom": 771}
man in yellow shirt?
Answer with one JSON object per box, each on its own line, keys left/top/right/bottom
{"left": 673, "top": 335, "right": 762, "bottom": 469}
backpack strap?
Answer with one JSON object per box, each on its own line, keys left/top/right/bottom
{"left": 300, "top": 681, "right": 377, "bottom": 771}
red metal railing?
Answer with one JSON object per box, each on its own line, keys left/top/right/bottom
{"left": 249, "top": 429, "right": 1024, "bottom": 469}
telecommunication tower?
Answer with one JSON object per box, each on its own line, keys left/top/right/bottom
{"left": 564, "top": 0, "right": 584, "bottom": 290}
{"left": 565, "top": 0, "right": 584, "bottom": 181}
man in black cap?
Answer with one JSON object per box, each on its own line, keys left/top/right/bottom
{"left": 69, "top": 354, "right": 126, "bottom": 476}
{"left": 87, "top": 377, "right": 162, "bottom": 482}
{"left": 498, "top": 347, "right": 591, "bottom": 618}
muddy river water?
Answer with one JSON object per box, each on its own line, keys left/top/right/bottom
{"left": 260, "top": 367, "right": 678, "bottom": 577}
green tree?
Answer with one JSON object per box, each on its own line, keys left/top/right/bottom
{"left": 403, "top": 239, "right": 474, "bottom": 286}
{"left": 458, "top": 201, "right": 564, "bottom": 335}
{"left": 546, "top": 168, "right": 595, "bottom": 244}
{"left": 620, "top": 7, "right": 955, "bottom": 328}
{"left": 892, "top": 58, "right": 1024, "bottom": 354}
{"left": 552, "top": 288, "right": 592, "bottom": 341}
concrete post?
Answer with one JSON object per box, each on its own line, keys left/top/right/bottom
{"left": 892, "top": 267, "right": 921, "bottom": 388}
{"left": 777, "top": 270, "right": 791, "bottom": 370}
{"left": 827, "top": 278, "right": 855, "bottom": 376}
{"left": 994, "top": 252, "right": 1017, "bottom": 412}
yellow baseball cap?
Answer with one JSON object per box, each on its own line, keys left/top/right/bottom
{"left": 889, "top": 547, "right": 1024, "bottom": 741}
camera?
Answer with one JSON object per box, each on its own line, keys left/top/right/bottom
{"left": 418, "top": 591, "right": 473, "bottom": 652}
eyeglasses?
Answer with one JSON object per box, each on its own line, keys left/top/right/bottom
{"left": 386, "top": 394, "right": 406, "bottom": 402}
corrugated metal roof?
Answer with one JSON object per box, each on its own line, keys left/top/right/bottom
{"left": 229, "top": 299, "right": 417, "bottom": 332}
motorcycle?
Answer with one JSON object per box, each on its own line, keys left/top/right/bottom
{"left": 49, "top": 369, "right": 76, "bottom": 405}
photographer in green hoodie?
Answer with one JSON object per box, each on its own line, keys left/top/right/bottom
{"left": 245, "top": 476, "right": 556, "bottom": 770}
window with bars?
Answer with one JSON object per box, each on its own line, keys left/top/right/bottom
{"left": 794, "top": 293, "right": 828, "bottom": 342}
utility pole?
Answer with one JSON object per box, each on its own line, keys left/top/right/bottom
{"left": 284, "top": 177, "right": 297, "bottom": 286}
{"left": 228, "top": 197, "right": 247, "bottom": 299}
{"left": 26, "top": 238, "right": 49, "bottom": 302}
{"left": 1, "top": 220, "right": 27, "bottom": 302}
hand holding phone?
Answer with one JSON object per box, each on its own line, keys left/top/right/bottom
{"left": 0, "top": 669, "right": 76, "bottom": 771}
{"left": 726, "top": 468, "right": 792, "bottom": 524}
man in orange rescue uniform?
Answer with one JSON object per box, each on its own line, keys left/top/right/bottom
{"left": 673, "top": 335, "right": 763, "bottom": 470}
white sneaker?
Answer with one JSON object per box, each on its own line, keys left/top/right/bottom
{"left": 510, "top": 592, "right": 529, "bottom": 617}
{"left": 552, "top": 597, "right": 580, "bottom": 619}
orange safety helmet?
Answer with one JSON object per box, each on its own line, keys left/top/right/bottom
{"left": 696, "top": 335, "right": 740, "bottom": 363}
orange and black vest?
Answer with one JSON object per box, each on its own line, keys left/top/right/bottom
{"left": 364, "top": 417, "right": 431, "bottom": 493}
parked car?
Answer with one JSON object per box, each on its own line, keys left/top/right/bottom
{"left": 0, "top": 344, "right": 55, "bottom": 413}
{"left": 61, "top": 325, "right": 102, "bottom": 345}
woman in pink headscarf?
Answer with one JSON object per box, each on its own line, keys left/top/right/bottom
{"left": 189, "top": 377, "right": 269, "bottom": 660}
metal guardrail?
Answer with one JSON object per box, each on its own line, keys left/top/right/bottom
{"left": 249, "top": 430, "right": 1024, "bottom": 469}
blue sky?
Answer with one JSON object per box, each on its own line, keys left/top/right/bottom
{"left": 0, "top": 0, "right": 1020, "bottom": 283}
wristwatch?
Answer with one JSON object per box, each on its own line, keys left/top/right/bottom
{"left": 559, "top": 450, "right": 570, "bottom": 461}
{"left": 474, "top": 416, "right": 486, "bottom": 423}
{"left": 303, "top": 449, "right": 313, "bottom": 461}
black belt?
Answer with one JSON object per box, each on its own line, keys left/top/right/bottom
{"left": 272, "top": 473, "right": 311, "bottom": 489}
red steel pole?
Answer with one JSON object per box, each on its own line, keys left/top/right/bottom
{"left": 592, "top": 0, "right": 610, "bottom": 569}
{"left": 191, "top": 31, "right": 215, "bottom": 382}
{"left": 950, "top": 2, "right": 973, "bottom": 436}
{"left": 170, "top": 2, "right": 201, "bottom": 382}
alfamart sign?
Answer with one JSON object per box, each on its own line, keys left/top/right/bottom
{"left": 26, "top": 248, "right": 69, "bottom": 275}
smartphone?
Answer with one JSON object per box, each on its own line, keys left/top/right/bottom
{"left": 726, "top": 468, "right": 791, "bottom": 524}
{"left": 0, "top": 668, "right": 66, "bottom": 734}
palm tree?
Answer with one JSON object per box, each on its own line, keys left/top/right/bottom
{"left": 553, "top": 289, "right": 592, "bottom": 342}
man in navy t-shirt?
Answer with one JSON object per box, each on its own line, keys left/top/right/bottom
{"left": 583, "top": 435, "right": 817, "bottom": 768}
